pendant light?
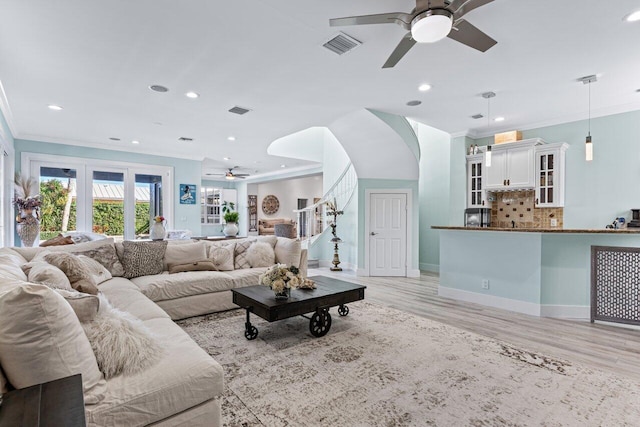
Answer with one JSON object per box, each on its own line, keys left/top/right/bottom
{"left": 482, "top": 91, "right": 496, "bottom": 167}
{"left": 579, "top": 75, "right": 597, "bottom": 161}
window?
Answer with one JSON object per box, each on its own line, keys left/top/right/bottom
{"left": 23, "top": 153, "right": 173, "bottom": 241}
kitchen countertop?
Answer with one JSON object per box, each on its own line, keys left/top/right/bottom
{"left": 432, "top": 226, "right": 640, "bottom": 234}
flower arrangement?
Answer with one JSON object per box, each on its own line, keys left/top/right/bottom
{"left": 13, "top": 173, "right": 41, "bottom": 214}
{"left": 154, "top": 216, "right": 165, "bottom": 223}
{"left": 259, "top": 264, "right": 315, "bottom": 293}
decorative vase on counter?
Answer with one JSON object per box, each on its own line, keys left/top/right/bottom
{"left": 150, "top": 221, "right": 166, "bottom": 240}
{"left": 16, "top": 209, "right": 39, "bottom": 247}
{"left": 223, "top": 222, "right": 239, "bottom": 237}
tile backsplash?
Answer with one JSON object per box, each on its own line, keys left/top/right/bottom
{"left": 490, "top": 190, "right": 563, "bottom": 229}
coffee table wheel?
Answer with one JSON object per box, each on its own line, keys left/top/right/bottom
{"left": 244, "top": 325, "right": 258, "bottom": 340}
{"left": 338, "top": 304, "right": 349, "bottom": 317}
{"left": 309, "top": 309, "right": 332, "bottom": 338}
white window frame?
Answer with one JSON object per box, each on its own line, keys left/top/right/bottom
{"left": 22, "top": 152, "right": 174, "bottom": 240}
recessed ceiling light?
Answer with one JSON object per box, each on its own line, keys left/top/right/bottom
{"left": 149, "top": 85, "right": 169, "bottom": 93}
{"left": 281, "top": 164, "right": 286, "bottom": 168}
{"left": 48, "top": 104, "right": 63, "bottom": 111}
{"left": 227, "top": 136, "right": 236, "bottom": 141}
{"left": 494, "top": 117, "right": 505, "bottom": 122}
{"left": 406, "top": 100, "right": 422, "bottom": 106}
{"left": 624, "top": 10, "right": 640, "bottom": 22}
{"left": 223, "top": 157, "right": 230, "bottom": 161}
{"left": 109, "top": 137, "right": 121, "bottom": 141}
{"left": 185, "top": 91, "right": 199, "bottom": 99}
{"left": 418, "top": 84, "right": 432, "bottom": 92}
{"left": 131, "top": 140, "right": 140, "bottom": 144}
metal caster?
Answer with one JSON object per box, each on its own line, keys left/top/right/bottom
{"left": 309, "top": 309, "right": 332, "bottom": 337}
{"left": 244, "top": 324, "right": 258, "bottom": 340}
{"left": 338, "top": 304, "right": 349, "bottom": 317}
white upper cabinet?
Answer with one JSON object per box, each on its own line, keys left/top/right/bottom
{"left": 535, "top": 143, "right": 568, "bottom": 207}
{"left": 466, "top": 154, "right": 487, "bottom": 207}
{"left": 484, "top": 138, "right": 543, "bottom": 190}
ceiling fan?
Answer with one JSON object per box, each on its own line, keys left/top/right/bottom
{"left": 206, "top": 166, "right": 251, "bottom": 180}
{"left": 330, "top": 0, "right": 497, "bottom": 68}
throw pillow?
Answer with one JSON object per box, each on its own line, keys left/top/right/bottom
{"left": 54, "top": 289, "right": 100, "bottom": 323}
{"left": 77, "top": 255, "right": 112, "bottom": 285}
{"left": 0, "top": 249, "right": 28, "bottom": 281}
{"left": 36, "top": 238, "right": 125, "bottom": 277}
{"left": 43, "top": 252, "right": 99, "bottom": 295}
{"left": 247, "top": 241, "right": 276, "bottom": 267}
{"left": 168, "top": 260, "right": 216, "bottom": 274}
{"left": 0, "top": 282, "right": 106, "bottom": 404}
{"left": 234, "top": 240, "right": 253, "bottom": 269}
{"left": 255, "top": 235, "right": 278, "bottom": 248}
{"left": 40, "top": 233, "right": 75, "bottom": 247}
{"left": 163, "top": 241, "right": 207, "bottom": 271}
{"left": 82, "top": 294, "right": 163, "bottom": 379}
{"left": 122, "top": 240, "right": 168, "bottom": 279}
{"left": 208, "top": 242, "right": 235, "bottom": 271}
{"left": 24, "top": 261, "right": 73, "bottom": 290}
{"left": 274, "top": 237, "right": 302, "bottom": 269}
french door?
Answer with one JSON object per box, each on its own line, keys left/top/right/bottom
{"left": 25, "top": 153, "right": 172, "bottom": 241}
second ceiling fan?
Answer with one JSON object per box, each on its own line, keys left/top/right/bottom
{"left": 330, "top": 0, "right": 497, "bottom": 68}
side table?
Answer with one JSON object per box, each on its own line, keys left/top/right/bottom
{"left": 0, "top": 374, "right": 85, "bottom": 427}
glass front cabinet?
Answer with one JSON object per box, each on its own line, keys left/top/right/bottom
{"left": 466, "top": 154, "right": 487, "bottom": 207}
{"left": 201, "top": 188, "right": 237, "bottom": 225}
{"left": 534, "top": 143, "right": 568, "bottom": 208}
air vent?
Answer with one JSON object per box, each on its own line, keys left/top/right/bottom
{"left": 228, "top": 106, "right": 251, "bottom": 115}
{"left": 323, "top": 32, "right": 362, "bottom": 55}
{"left": 178, "top": 137, "right": 193, "bottom": 142}
{"left": 472, "top": 114, "right": 484, "bottom": 119}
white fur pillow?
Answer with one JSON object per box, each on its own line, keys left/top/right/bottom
{"left": 82, "top": 294, "right": 163, "bottom": 379}
{"left": 247, "top": 241, "right": 275, "bottom": 267}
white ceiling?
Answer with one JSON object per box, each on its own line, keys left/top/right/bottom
{"left": 1, "top": 0, "right": 639, "bottom": 177}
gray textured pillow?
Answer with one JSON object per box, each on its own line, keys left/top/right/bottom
{"left": 71, "top": 243, "right": 125, "bottom": 277}
{"left": 77, "top": 255, "right": 112, "bottom": 285}
{"left": 122, "top": 241, "right": 168, "bottom": 279}
{"left": 43, "top": 252, "right": 99, "bottom": 295}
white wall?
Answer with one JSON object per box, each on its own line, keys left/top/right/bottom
{"left": 257, "top": 175, "right": 323, "bottom": 221}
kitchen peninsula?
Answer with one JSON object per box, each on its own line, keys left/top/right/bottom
{"left": 433, "top": 226, "right": 640, "bottom": 319}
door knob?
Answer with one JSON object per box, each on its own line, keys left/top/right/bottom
{"left": 370, "top": 232, "right": 377, "bottom": 236}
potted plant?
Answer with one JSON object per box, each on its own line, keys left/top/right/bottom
{"left": 222, "top": 203, "right": 239, "bottom": 237}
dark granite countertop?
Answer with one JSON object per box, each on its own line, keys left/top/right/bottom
{"left": 432, "top": 226, "right": 640, "bottom": 234}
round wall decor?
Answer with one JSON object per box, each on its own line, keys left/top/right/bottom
{"left": 262, "top": 195, "right": 280, "bottom": 215}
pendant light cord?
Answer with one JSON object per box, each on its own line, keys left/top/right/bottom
{"left": 588, "top": 81, "right": 591, "bottom": 137}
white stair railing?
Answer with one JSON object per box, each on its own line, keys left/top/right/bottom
{"left": 294, "top": 162, "right": 357, "bottom": 247}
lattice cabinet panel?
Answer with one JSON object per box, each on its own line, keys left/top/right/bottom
{"left": 591, "top": 246, "right": 640, "bottom": 325}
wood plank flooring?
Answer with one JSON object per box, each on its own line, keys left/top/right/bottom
{"left": 308, "top": 268, "right": 640, "bottom": 381}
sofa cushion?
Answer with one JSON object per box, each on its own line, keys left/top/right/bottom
{"left": 84, "top": 317, "right": 223, "bottom": 427}
{"left": 0, "top": 248, "right": 28, "bottom": 281}
{"left": 234, "top": 240, "right": 253, "bottom": 269}
{"left": 0, "top": 282, "right": 106, "bottom": 404}
{"left": 130, "top": 271, "right": 235, "bottom": 302}
{"left": 99, "top": 278, "right": 170, "bottom": 321}
{"left": 54, "top": 289, "right": 100, "bottom": 323}
{"left": 163, "top": 241, "right": 207, "bottom": 271}
{"left": 255, "top": 235, "right": 278, "bottom": 247}
{"left": 225, "top": 267, "right": 269, "bottom": 288}
{"left": 168, "top": 260, "right": 216, "bottom": 274}
{"left": 25, "top": 261, "right": 73, "bottom": 290}
{"left": 0, "top": 364, "right": 8, "bottom": 394}
{"left": 43, "top": 252, "right": 100, "bottom": 295}
{"left": 247, "top": 241, "right": 275, "bottom": 267}
{"left": 122, "top": 240, "right": 168, "bottom": 279}
{"left": 274, "top": 237, "right": 302, "bottom": 268}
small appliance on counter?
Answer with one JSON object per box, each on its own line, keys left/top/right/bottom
{"left": 465, "top": 208, "right": 491, "bottom": 227}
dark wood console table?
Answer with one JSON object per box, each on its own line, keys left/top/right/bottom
{"left": 0, "top": 374, "right": 85, "bottom": 427}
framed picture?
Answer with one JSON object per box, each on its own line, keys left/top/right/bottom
{"left": 179, "top": 184, "right": 196, "bottom": 205}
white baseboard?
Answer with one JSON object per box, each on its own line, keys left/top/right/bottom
{"left": 540, "top": 305, "right": 590, "bottom": 320}
{"left": 420, "top": 263, "right": 439, "bottom": 273}
{"left": 438, "top": 286, "right": 541, "bottom": 317}
{"left": 357, "top": 268, "right": 367, "bottom": 276}
{"left": 407, "top": 269, "right": 420, "bottom": 278}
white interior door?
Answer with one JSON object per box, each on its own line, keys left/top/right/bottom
{"left": 369, "top": 193, "right": 407, "bottom": 276}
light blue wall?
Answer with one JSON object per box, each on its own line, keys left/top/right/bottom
{"left": 14, "top": 139, "right": 203, "bottom": 235}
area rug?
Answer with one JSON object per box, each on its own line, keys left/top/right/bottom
{"left": 177, "top": 301, "right": 640, "bottom": 426}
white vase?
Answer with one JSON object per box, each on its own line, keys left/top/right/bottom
{"left": 150, "top": 222, "right": 166, "bottom": 240}
{"left": 223, "top": 222, "right": 239, "bottom": 237}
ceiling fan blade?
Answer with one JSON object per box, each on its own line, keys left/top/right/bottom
{"left": 447, "top": 19, "right": 496, "bottom": 52}
{"left": 382, "top": 33, "right": 417, "bottom": 68}
{"left": 233, "top": 174, "right": 250, "bottom": 177}
{"left": 448, "top": 0, "right": 494, "bottom": 19}
{"left": 330, "top": 12, "right": 411, "bottom": 28}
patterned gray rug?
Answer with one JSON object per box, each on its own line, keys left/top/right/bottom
{"left": 177, "top": 301, "right": 640, "bottom": 426}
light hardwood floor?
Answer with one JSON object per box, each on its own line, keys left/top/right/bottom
{"left": 308, "top": 268, "right": 640, "bottom": 382}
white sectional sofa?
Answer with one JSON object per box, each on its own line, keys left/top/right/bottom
{"left": 0, "top": 236, "right": 307, "bottom": 426}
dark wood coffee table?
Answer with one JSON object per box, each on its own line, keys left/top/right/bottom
{"left": 231, "top": 275, "right": 366, "bottom": 340}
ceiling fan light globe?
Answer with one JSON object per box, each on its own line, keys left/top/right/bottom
{"left": 411, "top": 10, "right": 453, "bottom": 43}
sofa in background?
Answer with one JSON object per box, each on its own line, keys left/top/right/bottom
{"left": 0, "top": 235, "right": 307, "bottom": 426}
{"left": 258, "top": 218, "right": 296, "bottom": 236}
